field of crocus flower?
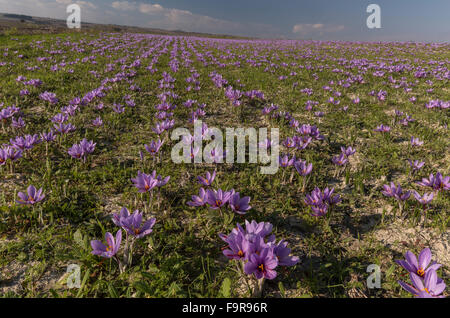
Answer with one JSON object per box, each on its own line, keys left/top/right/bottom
{"left": 0, "top": 32, "right": 448, "bottom": 298}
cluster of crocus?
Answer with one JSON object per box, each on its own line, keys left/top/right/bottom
{"left": 68, "top": 138, "right": 96, "bottom": 162}
{"left": 187, "top": 186, "right": 251, "bottom": 215}
{"left": 304, "top": 187, "right": 341, "bottom": 217}
{"left": 113, "top": 207, "right": 156, "bottom": 239}
{"left": 219, "top": 220, "right": 299, "bottom": 295}
{"left": 91, "top": 207, "right": 157, "bottom": 272}
{"left": 396, "top": 248, "right": 446, "bottom": 298}
{"left": 393, "top": 111, "right": 415, "bottom": 126}
{"left": 381, "top": 182, "right": 411, "bottom": 213}
{"left": 10, "top": 134, "right": 42, "bottom": 151}
{"left": 131, "top": 170, "right": 170, "bottom": 193}
{"left": 374, "top": 124, "right": 391, "bottom": 133}
{"left": 39, "top": 91, "right": 58, "bottom": 104}
{"left": 416, "top": 172, "right": 450, "bottom": 192}
{"left": 0, "top": 145, "right": 22, "bottom": 167}
{"left": 295, "top": 124, "right": 324, "bottom": 141}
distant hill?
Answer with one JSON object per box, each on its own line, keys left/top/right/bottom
{"left": 0, "top": 12, "right": 253, "bottom": 39}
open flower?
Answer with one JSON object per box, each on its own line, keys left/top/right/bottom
{"left": 206, "top": 188, "right": 233, "bottom": 209}
{"left": 272, "top": 240, "right": 299, "bottom": 267}
{"left": 187, "top": 188, "right": 207, "bottom": 207}
{"left": 229, "top": 192, "right": 251, "bottom": 215}
{"left": 244, "top": 246, "right": 278, "bottom": 280}
{"left": 294, "top": 160, "right": 312, "bottom": 176}
{"left": 395, "top": 248, "right": 441, "bottom": 279}
{"left": 398, "top": 269, "right": 446, "bottom": 298}
{"left": 412, "top": 191, "right": 434, "bottom": 206}
{"left": 144, "top": 139, "right": 163, "bottom": 156}
{"left": 91, "top": 230, "right": 122, "bottom": 258}
{"left": 121, "top": 210, "right": 156, "bottom": 239}
{"left": 16, "top": 185, "right": 45, "bottom": 205}
{"left": 197, "top": 170, "right": 216, "bottom": 187}
{"left": 131, "top": 171, "right": 158, "bottom": 193}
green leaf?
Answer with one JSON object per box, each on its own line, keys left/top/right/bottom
{"left": 49, "top": 289, "right": 59, "bottom": 298}
{"left": 167, "top": 282, "right": 181, "bottom": 297}
{"left": 134, "top": 281, "right": 153, "bottom": 295}
{"left": 278, "top": 281, "right": 286, "bottom": 298}
{"left": 73, "top": 229, "right": 84, "bottom": 249}
{"left": 219, "top": 277, "right": 231, "bottom": 298}
{"left": 108, "top": 283, "right": 119, "bottom": 298}
{"left": 385, "top": 265, "right": 395, "bottom": 278}
{"left": 76, "top": 269, "right": 90, "bottom": 298}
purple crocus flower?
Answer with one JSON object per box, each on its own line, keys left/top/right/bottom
{"left": 410, "top": 136, "right": 423, "bottom": 147}
{"left": 11, "top": 117, "right": 25, "bottom": 129}
{"left": 332, "top": 153, "right": 348, "bottom": 166}
{"left": 279, "top": 154, "right": 295, "bottom": 168}
{"left": 381, "top": 182, "right": 411, "bottom": 201}
{"left": 398, "top": 270, "right": 446, "bottom": 298}
{"left": 187, "top": 188, "right": 207, "bottom": 207}
{"left": 244, "top": 246, "right": 278, "bottom": 280}
{"left": 222, "top": 231, "right": 249, "bottom": 261}
{"left": 412, "top": 191, "right": 434, "bottom": 206}
{"left": 121, "top": 210, "right": 156, "bottom": 239}
{"left": 112, "top": 103, "right": 125, "bottom": 114}
{"left": 40, "top": 130, "right": 56, "bottom": 142}
{"left": 283, "top": 137, "right": 296, "bottom": 149}
{"left": 341, "top": 146, "right": 356, "bottom": 157}
{"left": 294, "top": 160, "right": 312, "bottom": 176}
{"left": 54, "top": 122, "right": 76, "bottom": 134}
{"left": 68, "top": 143, "right": 84, "bottom": 160}
{"left": 144, "top": 139, "right": 163, "bottom": 156}
{"left": 374, "top": 124, "right": 391, "bottom": 133}
{"left": 395, "top": 248, "right": 441, "bottom": 279}
{"left": 310, "top": 203, "right": 329, "bottom": 217}
{"left": 206, "top": 188, "right": 233, "bottom": 209}
{"left": 131, "top": 171, "right": 158, "bottom": 193}
{"left": 51, "top": 113, "right": 68, "bottom": 124}
{"left": 244, "top": 220, "right": 273, "bottom": 239}
{"left": 90, "top": 230, "right": 122, "bottom": 258}
{"left": 151, "top": 170, "right": 170, "bottom": 187}
{"left": 92, "top": 117, "right": 103, "bottom": 127}
{"left": 407, "top": 159, "right": 425, "bottom": 172}
{"left": 229, "top": 192, "right": 251, "bottom": 215}
{"left": 272, "top": 240, "right": 299, "bottom": 266}
{"left": 197, "top": 170, "right": 216, "bottom": 187}
{"left": 0, "top": 145, "right": 22, "bottom": 163}
{"left": 112, "top": 207, "right": 131, "bottom": 227}
{"left": 16, "top": 185, "right": 45, "bottom": 205}
{"left": 416, "top": 172, "right": 450, "bottom": 191}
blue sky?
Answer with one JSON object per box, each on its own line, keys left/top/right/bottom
{"left": 1, "top": 0, "right": 449, "bottom": 42}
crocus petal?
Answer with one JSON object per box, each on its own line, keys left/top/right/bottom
{"left": 418, "top": 248, "right": 432, "bottom": 269}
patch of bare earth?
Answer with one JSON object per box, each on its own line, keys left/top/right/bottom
{"left": 367, "top": 218, "right": 450, "bottom": 273}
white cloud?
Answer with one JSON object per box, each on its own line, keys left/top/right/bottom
{"left": 111, "top": 1, "right": 137, "bottom": 11}
{"left": 138, "top": 3, "right": 163, "bottom": 14}
{"left": 292, "top": 23, "right": 345, "bottom": 36}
